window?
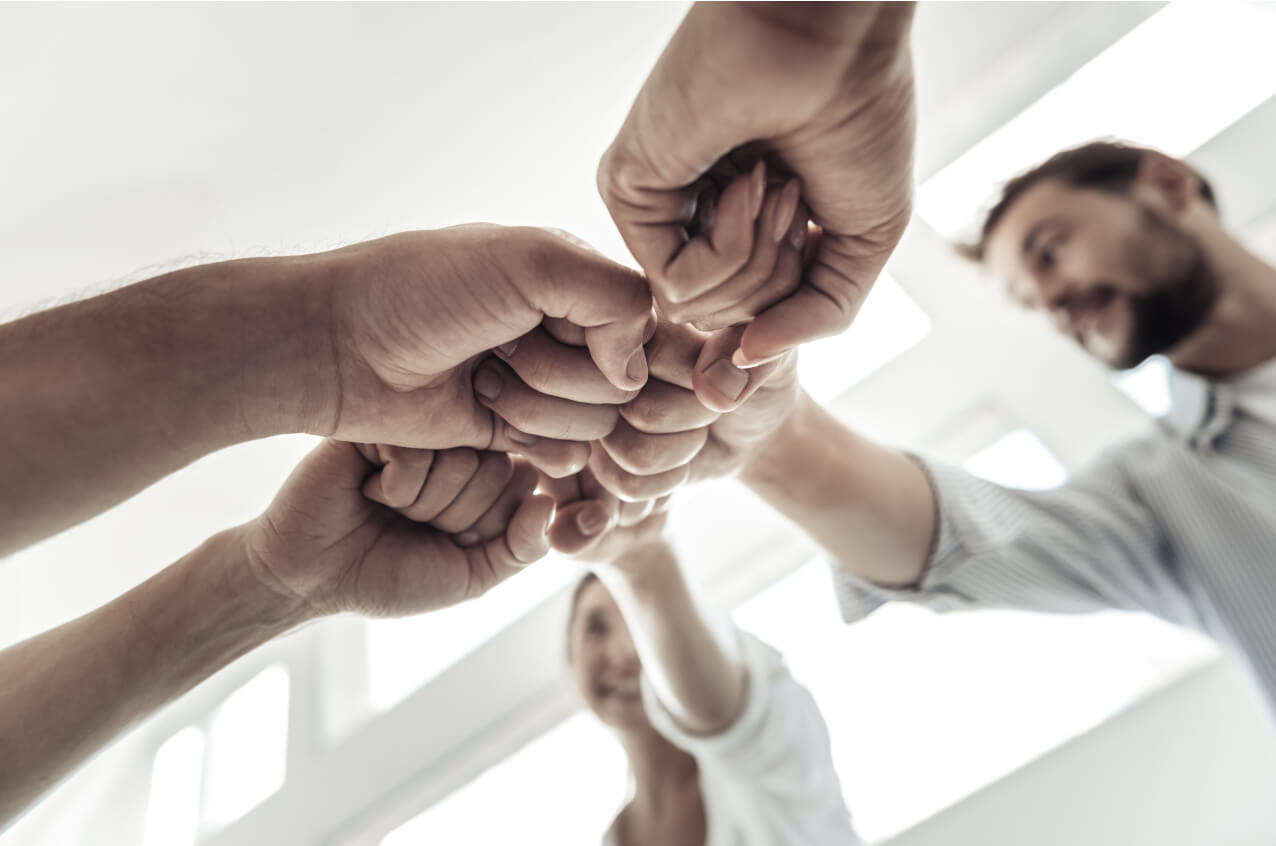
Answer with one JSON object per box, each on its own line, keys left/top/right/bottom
{"left": 733, "top": 559, "right": 1216, "bottom": 843}
{"left": 798, "top": 274, "right": 931, "bottom": 403}
{"left": 141, "top": 727, "right": 205, "bottom": 846}
{"left": 203, "top": 665, "right": 290, "bottom": 827}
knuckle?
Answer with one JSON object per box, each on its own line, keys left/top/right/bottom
{"left": 621, "top": 396, "right": 667, "bottom": 432}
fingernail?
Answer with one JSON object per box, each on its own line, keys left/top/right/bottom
{"left": 788, "top": 213, "right": 808, "bottom": 250}
{"left": 506, "top": 423, "right": 538, "bottom": 446}
{"left": 474, "top": 365, "right": 501, "bottom": 401}
{"left": 704, "top": 358, "right": 748, "bottom": 402}
{"left": 495, "top": 340, "right": 518, "bottom": 358}
{"left": 626, "top": 349, "right": 648, "bottom": 386}
{"left": 732, "top": 347, "right": 784, "bottom": 369}
{"left": 577, "top": 506, "right": 608, "bottom": 536}
{"left": 455, "top": 530, "right": 479, "bottom": 546}
{"left": 773, "top": 179, "right": 801, "bottom": 242}
{"left": 750, "top": 161, "right": 766, "bottom": 220}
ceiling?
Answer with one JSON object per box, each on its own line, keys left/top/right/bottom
{"left": 4, "top": 1, "right": 1276, "bottom": 842}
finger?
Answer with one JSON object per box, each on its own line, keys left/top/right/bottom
{"left": 616, "top": 498, "right": 656, "bottom": 528}
{"left": 489, "top": 422, "right": 590, "bottom": 480}
{"left": 398, "top": 448, "right": 480, "bottom": 522}
{"left": 362, "top": 446, "right": 437, "bottom": 509}
{"left": 467, "top": 493, "right": 556, "bottom": 594}
{"left": 526, "top": 230, "right": 655, "bottom": 392}
{"left": 542, "top": 317, "right": 587, "bottom": 347}
{"left": 643, "top": 321, "right": 706, "bottom": 391}
{"left": 492, "top": 327, "right": 639, "bottom": 405}
{"left": 692, "top": 326, "right": 784, "bottom": 413}
{"left": 432, "top": 450, "right": 516, "bottom": 533}
{"left": 473, "top": 358, "right": 620, "bottom": 441}
{"left": 734, "top": 231, "right": 875, "bottom": 367}
{"left": 460, "top": 460, "right": 541, "bottom": 545}
{"left": 620, "top": 379, "right": 720, "bottom": 434}
{"left": 684, "top": 199, "right": 808, "bottom": 331}
{"left": 547, "top": 499, "right": 609, "bottom": 555}
{"left": 589, "top": 444, "right": 691, "bottom": 503}
{"left": 656, "top": 166, "right": 761, "bottom": 307}
{"left": 536, "top": 470, "right": 584, "bottom": 506}
{"left": 663, "top": 182, "right": 801, "bottom": 326}
{"left": 600, "top": 418, "right": 708, "bottom": 476}
{"left": 688, "top": 238, "right": 802, "bottom": 331}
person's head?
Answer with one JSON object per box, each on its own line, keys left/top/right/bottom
{"left": 968, "top": 141, "right": 1223, "bottom": 369}
{"left": 566, "top": 572, "right": 648, "bottom": 732}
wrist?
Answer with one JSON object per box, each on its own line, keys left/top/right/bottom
{"left": 216, "top": 524, "right": 320, "bottom": 632}
{"left": 594, "top": 538, "right": 679, "bottom": 591}
{"left": 738, "top": 388, "right": 810, "bottom": 484}
{"left": 212, "top": 254, "right": 340, "bottom": 440}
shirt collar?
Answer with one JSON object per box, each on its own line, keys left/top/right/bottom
{"left": 1165, "top": 355, "right": 1276, "bottom": 442}
{"left": 1225, "top": 355, "right": 1276, "bottom": 428}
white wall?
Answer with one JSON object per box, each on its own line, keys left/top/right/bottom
{"left": 888, "top": 656, "right": 1276, "bottom": 846}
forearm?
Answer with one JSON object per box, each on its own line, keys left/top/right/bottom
{"left": 740, "top": 390, "right": 935, "bottom": 587}
{"left": 0, "top": 525, "right": 311, "bottom": 825}
{"left": 0, "top": 256, "right": 335, "bottom": 556}
{"left": 595, "top": 542, "right": 745, "bottom": 735}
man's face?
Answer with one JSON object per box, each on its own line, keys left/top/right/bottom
{"left": 568, "top": 580, "right": 648, "bottom": 731}
{"left": 984, "top": 178, "right": 1218, "bottom": 369}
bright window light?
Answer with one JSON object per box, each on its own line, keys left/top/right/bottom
{"left": 204, "top": 665, "right": 290, "bottom": 827}
{"left": 797, "top": 274, "right": 931, "bottom": 403}
{"left": 732, "top": 558, "right": 1216, "bottom": 843}
{"left": 380, "top": 711, "right": 627, "bottom": 845}
{"left": 963, "top": 428, "right": 1068, "bottom": 490}
{"left": 365, "top": 554, "right": 583, "bottom": 711}
{"left": 919, "top": 3, "right": 1276, "bottom": 240}
{"left": 141, "top": 727, "right": 205, "bottom": 846}
{"left": 1114, "top": 355, "right": 1172, "bottom": 418}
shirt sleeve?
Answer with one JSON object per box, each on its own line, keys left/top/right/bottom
{"left": 832, "top": 455, "right": 1200, "bottom": 627}
{"left": 640, "top": 629, "right": 859, "bottom": 844}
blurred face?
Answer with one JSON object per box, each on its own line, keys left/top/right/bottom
{"left": 984, "top": 179, "right": 1219, "bottom": 369}
{"left": 568, "top": 579, "right": 648, "bottom": 731}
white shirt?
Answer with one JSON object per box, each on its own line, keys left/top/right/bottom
{"left": 833, "top": 356, "right": 1276, "bottom": 712}
{"left": 600, "top": 630, "right": 859, "bottom": 846}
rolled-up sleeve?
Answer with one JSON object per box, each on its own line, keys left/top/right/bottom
{"left": 832, "top": 457, "right": 1200, "bottom": 628}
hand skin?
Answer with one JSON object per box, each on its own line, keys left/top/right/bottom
{"left": 599, "top": 1, "right": 916, "bottom": 372}
{"left": 545, "top": 327, "right": 934, "bottom": 590}
{"left": 568, "top": 512, "right": 746, "bottom": 736}
{"left": 0, "top": 440, "right": 553, "bottom": 826}
{"left": 739, "top": 390, "right": 935, "bottom": 588}
{"left": 543, "top": 317, "right": 801, "bottom": 530}
{"left": 0, "top": 224, "right": 649, "bottom": 558}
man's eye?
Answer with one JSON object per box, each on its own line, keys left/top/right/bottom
{"left": 1039, "top": 238, "right": 1062, "bottom": 269}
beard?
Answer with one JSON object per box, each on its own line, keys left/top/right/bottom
{"left": 1110, "top": 208, "right": 1220, "bottom": 370}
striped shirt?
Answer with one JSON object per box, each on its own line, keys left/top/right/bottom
{"left": 833, "top": 356, "right": 1276, "bottom": 712}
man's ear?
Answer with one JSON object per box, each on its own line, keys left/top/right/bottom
{"left": 1132, "top": 151, "right": 1200, "bottom": 219}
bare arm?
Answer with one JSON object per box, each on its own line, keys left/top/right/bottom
{"left": 0, "top": 525, "right": 305, "bottom": 826}
{"left": 0, "top": 226, "right": 652, "bottom": 558}
{"left": 0, "top": 439, "right": 552, "bottom": 827}
{"left": 740, "top": 390, "right": 935, "bottom": 587}
{"left": 0, "top": 259, "right": 329, "bottom": 557}
{"left": 589, "top": 521, "right": 746, "bottom": 736}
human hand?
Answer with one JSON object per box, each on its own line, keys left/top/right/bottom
{"left": 539, "top": 320, "right": 799, "bottom": 554}
{"left": 312, "top": 225, "right": 653, "bottom": 476}
{"left": 598, "top": 2, "right": 915, "bottom": 369}
{"left": 241, "top": 440, "right": 555, "bottom": 619}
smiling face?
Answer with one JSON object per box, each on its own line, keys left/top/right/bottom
{"left": 984, "top": 177, "right": 1220, "bottom": 369}
{"left": 567, "top": 577, "right": 649, "bottom": 732}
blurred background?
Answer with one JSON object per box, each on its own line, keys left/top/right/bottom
{"left": 3, "top": 3, "right": 1276, "bottom": 844}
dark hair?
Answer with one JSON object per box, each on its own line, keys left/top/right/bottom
{"left": 565, "top": 571, "right": 600, "bottom": 662}
{"left": 961, "top": 141, "right": 1218, "bottom": 261}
